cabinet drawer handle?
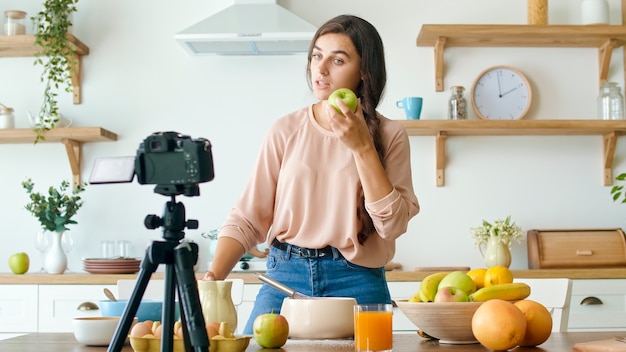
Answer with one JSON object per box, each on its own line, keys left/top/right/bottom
{"left": 576, "top": 250, "right": 593, "bottom": 256}
{"left": 77, "top": 301, "right": 99, "bottom": 310}
{"left": 580, "top": 296, "right": 603, "bottom": 305}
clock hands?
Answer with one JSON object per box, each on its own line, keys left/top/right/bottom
{"left": 500, "top": 83, "right": 523, "bottom": 97}
{"left": 496, "top": 71, "right": 503, "bottom": 96}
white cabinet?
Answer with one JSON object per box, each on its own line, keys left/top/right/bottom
{"left": 237, "top": 283, "right": 261, "bottom": 335}
{"left": 388, "top": 281, "right": 420, "bottom": 332}
{"left": 568, "top": 279, "right": 626, "bottom": 332}
{"left": 0, "top": 285, "right": 38, "bottom": 333}
{"left": 38, "top": 284, "right": 115, "bottom": 332}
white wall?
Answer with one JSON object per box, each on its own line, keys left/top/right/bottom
{"left": 1, "top": 0, "right": 625, "bottom": 273}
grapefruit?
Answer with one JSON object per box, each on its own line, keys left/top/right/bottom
{"left": 483, "top": 265, "right": 513, "bottom": 287}
{"left": 472, "top": 299, "right": 527, "bottom": 350}
{"left": 514, "top": 300, "right": 553, "bottom": 346}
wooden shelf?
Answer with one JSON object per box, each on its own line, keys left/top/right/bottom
{"left": 0, "top": 127, "right": 117, "bottom": 186}
{"left": 416, "top": 24, "right": 626, "bottom": 91}
{"left": 0, "top": 34, "right": 90, "bottom": 103}
{"left": 398, "top": 119, "right": 626, "bottom": 186}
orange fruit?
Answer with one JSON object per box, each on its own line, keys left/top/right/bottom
{"left": 466, "top": 268, "right": 488, "bottom": 289}
{"left": 514, "top": 300, "right": 553, "bottom": 346}
{"left": 484, "top": 265, "right": 514, "bottom": 287}
{"left": 472, "top": 299, "right": 527, "bottom": 350}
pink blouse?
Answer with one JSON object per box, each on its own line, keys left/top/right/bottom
{"left": 220, "top": 105, "right": 419, "bottom": 268}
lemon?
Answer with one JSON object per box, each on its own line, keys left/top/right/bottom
{"left": 466, "top": 267, "right": 488, "bottom": 289}
{"left": 483, "top": 265, "right": 514, "bottom": 287}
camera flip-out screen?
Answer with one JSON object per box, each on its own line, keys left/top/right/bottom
{"left": 88, "top": 156, "right": 135, "bottom": 184}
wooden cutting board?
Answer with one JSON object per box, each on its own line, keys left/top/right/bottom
{"left": 573, "top": 339, "right": 626, "bottom": 352}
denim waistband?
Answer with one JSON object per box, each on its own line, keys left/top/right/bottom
{"left": 271, "top": 238, "right": 341, "bottom": 259}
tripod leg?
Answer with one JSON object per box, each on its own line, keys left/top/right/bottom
{"left": 175, "top": 241, "right": 209, "bottom": 352}
{"left": 107, "top": 255, "right": 159, "bottom": 352}
{"left": 161, "top": 263, "right": 177, "bottom": 352}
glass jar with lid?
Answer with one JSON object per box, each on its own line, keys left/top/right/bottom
{"left": 448, "top": 86, "right": 467, "bottom": 120}
{"left": 598, "top": 82, "right": 625, "bottom": 120}
{"left": 4, "top": 10, "right": 27, "bottom": 36}
{"left": 0, "top": 104, "right": 15, "bottom": 129}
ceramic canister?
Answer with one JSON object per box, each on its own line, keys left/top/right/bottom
{"left": 581, "top": 0, "right": 609, "bottom": 25}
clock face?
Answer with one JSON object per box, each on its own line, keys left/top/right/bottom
{"left": 470, "top": 66, "right": 532, "bottom": 120}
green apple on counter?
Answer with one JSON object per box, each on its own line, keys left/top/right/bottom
{"left": 253, "top": 312, "right": 289, "bottom": 348}
{"left": 328, "top": 88, "right": 357, "bottom": 116}
{"left": 8, "top": 252, "right": 29, "bottom": 274}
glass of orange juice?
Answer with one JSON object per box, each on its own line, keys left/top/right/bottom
{"left": 353, "top": 303, "right": 393, "bottom": 352}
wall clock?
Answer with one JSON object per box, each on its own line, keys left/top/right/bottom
{"left": 470, "top": 65, "right": 532, "bottom": 120}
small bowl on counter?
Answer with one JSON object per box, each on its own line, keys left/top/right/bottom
{"left": 72, "top": 316, "right": 137, "bottom": 346}
{"left": 99, "top": 299, "right": 179, "bottom": 322}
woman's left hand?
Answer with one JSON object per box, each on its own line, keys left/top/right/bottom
{"left": 325, "top": 99, "right": 373, "bottom": 153}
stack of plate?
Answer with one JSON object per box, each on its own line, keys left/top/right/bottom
{"left": 82, "top": 258, "right": 142, "bottom": 274}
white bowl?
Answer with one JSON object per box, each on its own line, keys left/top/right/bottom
{"left": 280, "top": 297, "right": 356, "bottom": 339}
{"left": 72, "top": 316, "right": 137, "bottom": 346}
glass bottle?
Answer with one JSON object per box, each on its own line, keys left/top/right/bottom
{"left": 4, "top": 10, "right": 26, "bottom": 36}
{"left": 598, "top": 82, "right": 625, "bottom": 120}
{"left": 448, "top": 86, "right": 467, "bottom": 120}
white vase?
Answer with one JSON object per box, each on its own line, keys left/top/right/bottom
{"left": 581, "top": 0, "right": 609, "bottom": 25}
{"left": 479, "top": 236, "right": 512, "bottom": 268}
{"left": 44, "top": 231, "right": 67, "bottom": 274}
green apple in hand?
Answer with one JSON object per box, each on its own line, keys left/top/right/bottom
{"left": 328, "top": 88, "right": 357, "bottom": 116}
{"left": 8, "top": 252, "right": 29, "bottom": 274}
{"left": 253, "top": 313, "right": 289, "bottom": 348}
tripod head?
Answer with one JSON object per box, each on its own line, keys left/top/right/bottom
{"left": 144, "top": 194, "right": 199, "bottom": 242}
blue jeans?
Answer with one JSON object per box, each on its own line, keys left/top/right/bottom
{"left": 242, "top": 242, "right": 391, "bottom": 334}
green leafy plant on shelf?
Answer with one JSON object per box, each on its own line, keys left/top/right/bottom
{"left": 22, "top": 178, "right": 87, "bottom": 233}
{"left": 30, "top": 0, "right": 79, "bottom": 143}
{"left": 610, "top": 173, "right": 626, "bottom": 204}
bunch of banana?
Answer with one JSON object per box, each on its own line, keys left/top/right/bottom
{"left": 469, "top": 282, "right": 531, "bottom": 302}
{"left": 416, "top": 272, "right": 449, "bottom": 302}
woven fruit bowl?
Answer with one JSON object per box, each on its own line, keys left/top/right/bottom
{"left": 395, "top": 300, "right": 483, "bottom": 344}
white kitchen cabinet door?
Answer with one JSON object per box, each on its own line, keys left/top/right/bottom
{"left": 237, "top": 284, "right": 261, "bottom": 335}
{"left": 568, "top": 279, "right": 626, "bottom": 331}
{"left": 0, "top": 285, "right": 38, "bottom": 333}
{"left": 38, "top": 284, "right": 115, "bottom": 332}
{"left": 387, "top": 281, "right": 421, "bottom": 332}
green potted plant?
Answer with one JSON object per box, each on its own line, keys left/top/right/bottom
{"left": 30, "top": 0, "right": 79, "bottom": 143}
{"left": 22, "top": 178, "right": 86, "bottom": 274}
{"left": 610, "top": 173, "right": 626, "bottom": 203}
{"left": 470, "top": 215, "right": 523, "bottom": 268}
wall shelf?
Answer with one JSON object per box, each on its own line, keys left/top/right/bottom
{"left": 398, "top": 119, "right": 626, "bottom": 186}
{"left": 0, "top": 127, "right": 118, "bottom": 186}
{"left": 416, "top": 24, "right": 626, "bottom": 91}
{"left": 0, "top": 34, "right": 89, "bottom": 103}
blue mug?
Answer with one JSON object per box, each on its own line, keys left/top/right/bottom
{"left": 396, "top": 97, "right": 423, "bottom": 120}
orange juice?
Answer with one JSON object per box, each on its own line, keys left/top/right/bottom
{"left": 354, "top": 305, "right": 392, "bottom": 351}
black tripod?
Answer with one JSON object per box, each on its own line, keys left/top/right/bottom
{"left": 107, "top": 188, "right": 209, "bottom": 352}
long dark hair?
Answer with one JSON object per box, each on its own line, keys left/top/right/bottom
{"left": 306, "top": 15, "right": 387, "bottom": 245}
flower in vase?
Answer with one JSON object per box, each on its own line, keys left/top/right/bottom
{"left": 470, "top": 215, "right": 524, "bottom": 249}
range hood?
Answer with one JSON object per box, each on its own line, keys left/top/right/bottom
{"left": 175, "top": 0, "right": 317, "bottom": 55}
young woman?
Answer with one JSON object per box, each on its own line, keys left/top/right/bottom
{"left": 204, "top": 14, "right": 420, "bottom": 334}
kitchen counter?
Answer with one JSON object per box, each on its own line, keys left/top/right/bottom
{"left": 1, "top": 268, "right": 625, "bottom": 285}
{"left": 1, "top": 332, "right": 625, "bottom": 351}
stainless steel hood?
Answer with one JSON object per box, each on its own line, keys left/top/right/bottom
{"left": 175, "top": 0, "right": 317, "bottom": 55}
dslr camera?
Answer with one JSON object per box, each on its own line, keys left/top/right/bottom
{"left": 135, "top": 132, "right": 214, "bottom": 196}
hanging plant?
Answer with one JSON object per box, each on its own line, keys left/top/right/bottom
{"left": 31, "top": 0, "right": 79, "bottom": 143}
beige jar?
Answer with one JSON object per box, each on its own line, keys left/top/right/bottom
{"left": 4, "top": 10, "right": 26, "bottom": 35}
{"left": 527, "top": 0, "right": 548, "bottom": 25}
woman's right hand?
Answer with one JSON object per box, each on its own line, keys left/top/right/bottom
{"left": 203, "top": 271, "right": 216, "bottom": 281}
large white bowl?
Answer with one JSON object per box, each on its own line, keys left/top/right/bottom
{"left": 72, "top": 316, "right": 137, "bottom": 346}
{"left": 280, "top": 297, "right": 356, "bottom": 339}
